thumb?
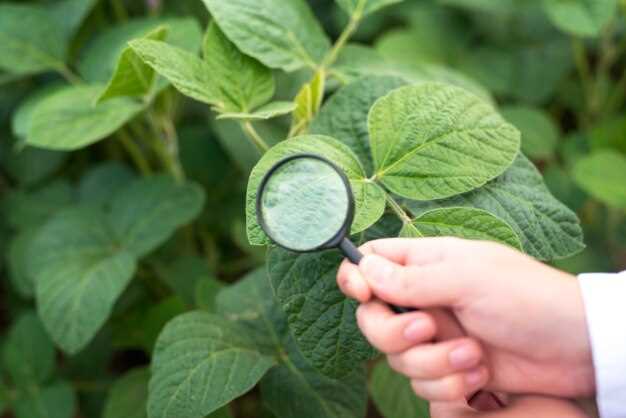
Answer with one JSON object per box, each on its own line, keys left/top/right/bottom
{"left": 358, "top": 254, "right": 468, "bottom": 309}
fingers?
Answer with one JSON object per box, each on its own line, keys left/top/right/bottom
{"left": 356, "top": 301, "right": 436, "bottom": 353}
{"left": 358, "top": 254, "right": 467, "bottom": 308}
{"left": 410, "top": 366, "right": 489, "bottom": 402}
{"left": 337, "top": 260, "right": 371, "bottom": 302}
{"left": 387, "top": 338, "right": 483, "bottom": 379}
{"left": 431, "top": 396, "right": 589, "bottom": 418}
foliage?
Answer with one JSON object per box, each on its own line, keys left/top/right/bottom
{"left": 0, "top": 0, "right": 624, "bottom": 418}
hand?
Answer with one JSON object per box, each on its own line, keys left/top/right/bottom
{"left": 431, "top": 396, "right": 590, "bottom": 418}
{"left": 337, "top": 238, "right": 594, "bottom": 401}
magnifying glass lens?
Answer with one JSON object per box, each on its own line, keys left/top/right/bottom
{"left": 259, "top": 158, "right": 350, "bottom": 251}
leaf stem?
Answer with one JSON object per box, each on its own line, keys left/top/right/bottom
{"left": 117, "top": 129, "right": 152, "bottom": 175}
{"left": 55, "top": 64, "right": 83, "bottom": 85}
{"left": 241, "top": 121, "right": 270, "bottom": 153}
{"left": 385, "top": 194, "right": 413, "bottom": 225}
{"left": 320, "top": 3, "right": 365, "bottom": 70}
{"left": 147, "top": 110, "right": 185, "bottom": 181}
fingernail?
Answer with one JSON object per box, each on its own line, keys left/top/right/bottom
{"left": 361, "top": 255, "right": 394, "bottom": 283}
{"left": 465, "top": 368, "right": 486, "bottom": 387}
{"left": 403, "top": 318, "right": 429, "bottom": 341}
{"left": 449, "top": 344, "right": 480, "bottom": 369}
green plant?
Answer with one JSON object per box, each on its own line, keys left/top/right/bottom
{"left": 0, "top": 0, "right": 624, "bottom": 417}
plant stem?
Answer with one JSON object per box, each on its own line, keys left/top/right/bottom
{"left": 241, "top": 121, "right": 270, "bottom": 153}
{"left": 147, "top": 111, "right": 185, "bottom": 181}
{"left": 117, "top": 129, "right": 152, "bottom": 175}
{"left": 111, "top": 0, "right": 128, "bottom": 21}
{"left": 320, "top": 1, "right": 365, "bottom": 69}
{"left": 385, "top": 193, "right": 413, "bottom": 224}
{"left": 56, "top": 64, "right": 82, "bottom": 85}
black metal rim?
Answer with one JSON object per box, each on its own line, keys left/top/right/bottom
{"left": 255, "top": 153, "right": 355, "bottom": 253}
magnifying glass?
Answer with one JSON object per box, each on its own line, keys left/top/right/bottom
{"left": 256, "top": 153, "right": 409, "bottom": 313}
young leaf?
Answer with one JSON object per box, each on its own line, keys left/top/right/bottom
{"left": 370, "top": 361, "right": 430, "bottom": 418}
{"left": 246, "top": 135, "right": 386, "bottom": 246}
{"left": 148, "top": 312, "right": 276, "bottom": 418}
{"left": 0, "top": 4, "right": 67, "bottom": 75}
{"left": 369, "top": 83, "right": 520, "bottom": 200}
{"left": 11, "top": 380, "right": 76, "bottom": 418}
{"left": 543, "top": 0, "right": 617, "bottom": 37}
{"left": 267, "top": 247, "right": 377, "bottom": 378}
{"left": 2, "top": 312, "right": 55, "bottom": 388}
{"left": 110, "top": 176, "right": 205, "bottom": 257}
{"left": 501, "top": 106, "right": 559, "bottom": 160}
{"left": 130, "top": 39, "right": 219, "bottom": 106}
{"left": 103, "top": 368, "right": 149, "bottom": 418}
{"left": 27, "top": 85, "right": 144, "bottom": 150}
{"left": 201, "top": 0, "right": 331, "bottom": 71}
{"left": 97, "top": 26, "right": 169, "bottom": 103}
{"left": 291, "top": 70, "right": 326, "bottom": 136}
{"left": 400, "top": 207, "right": 523, "bottom": 250}
{"left": 572, "top": 150, "right": 626, "bottom": 209}
{"left": 310, "top": 75, "right": 407, "bottom": 175}
{"left": 217, "top": 101, "right": 296, "bottom": 121}
{"left": 336, "top": 0, "right": 404, "bottom": 17}
{"left": 405, "top": 154, "right": 585, "bottom": 260}
{"left": 261, "top": 341, "right": 368, "bottom": 418}
{"left": 203, "top": 22, "right": 275, "bottom": 113}
{"left": 31, "top": 207, "right": 137, "bottom": 354}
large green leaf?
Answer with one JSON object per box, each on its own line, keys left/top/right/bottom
{"left": 148, "top": 311, "right": 276, "bottom": 418}
{"left": 246, "top": 135, "right": 386, "bottom": 246}
{"left": 79, "top": 17, "right": 202, "bottom": 83}
{"left": 261, "top": 341, "right": 368, "bottom": 418}
{"left": 27, "top": 85, "right": 144, "bottom": 150}
{"left": 370, "top": 361, "right": 430, "bottom": 418}
{"left": 0, "top": 3, "right": 67, "bottom": 75}
{"left": 97, "top": 26, "right": 169, "bottom": 103}
{"left": 369, "top": 83, "right": 520, "bottom": 200}
{"left": 203, "top": 22, "right": 275, "bottom": 113}
{"left": 310, "top": 75, "right": 407, "bottom": 175}
{"left": 78, "top": 162, "right": 136, "bottom": 208}
{"left": 400, "top": 208, "right": 523, "bottom": 250}
{"left": 336, "top": 0, "right": 404, "bottom": 16}
{"left": 202, "top": 0, "right": 331, "bottom": 71}
{"left": 104, "top": 368, "right": 149, "bottom": 418}
{"left": 2, "top": 312, "right": 55, "bottom": 388}
{"left": 405, "top": 154, "right": 585, "bottom": 260}
{"left": 267, "top": 247, "right": 376, "bottom": 378}
{"left": 543, "top": 0, "right": 617, "bottom": 37}
{"left": 31, "top": 207, "right": 137, "bottom": 354}
{"left": 501, "top": 105, "right": 559, "bottom": 160}
{"left": 7, "top": 229, "right": 39, "bottom": 298}
{"left": 109, "top": 176, "right": 205, "bottom": 257}
{"left": 572, "top": 150, "right": 626, "bottom": 208}
{"left": 11, "top": 380, "right": 76, "bottom": 418}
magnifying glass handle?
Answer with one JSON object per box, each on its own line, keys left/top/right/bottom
{"left": 339, "top": 238, "right": 414, "bottom": 314}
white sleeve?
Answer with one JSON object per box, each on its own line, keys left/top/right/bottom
{"left": 578, "top": 271, "right": 626, "bottom": 418}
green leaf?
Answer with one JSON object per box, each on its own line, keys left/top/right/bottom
{"left": 330, "top": 44, "right": 391, "bottom": 84}
{"left": 246, "top": 135, "right": 386, "bottom": 246}
{"left": 400, "top": 208, "right": 523, "bottom": 250}
{"left": 201, "top": 0, "right": 331, "bottom": 71}
{"left": 31, "top": 207, "right": 137, "bottom": 354}
{"left": 110, "top": 176, "right": 205, "bottom": 257}
{"left": 27, "top": 85, "right": 144, "bottom": 150}
{"left": 572, "top": 150, "right": 626, "bottom": 208}
{"left": 155, "top": 256, "right": 219, "bottom": 307}
{"left": 12, "top": 84, "right": 65, "bottom": 139}
{"left": 370, "top": 361, "right": 430, "bottom": 418}
{"left": 310, "top": 75, "right": 407, "bottom": 175}
{"left": 48, "top": 0, "right": 98, "bottom": 39}
{"left": 7, "top": 228, "right": 39, "bottom": 298}
{"left": 369, "top": 83, "right": 520, "bottom": 200}
{"left": 217, "top": 101, "right": 296, "bottom": 121}
{"left": 267, "top": 247, "right": 376, "bottom": 378}
{"left": 291, "top": 70, "right": 326, "bottom": 135}
{"left": 0, "top": 144, "right": 67, "bottom": 186}
{"left": 78, "top": 162, "right": 136, "bottom": 208}
{"left": 79, "top": 17, "right": 202, "bottom": 83}
{"left": 501, "top": 106, "right": 559, "bottom": 160}
{"left": 405, "top": 154, "right": 585, "bottom": 260}
{"left": 261, "top": 342, "right": 368, "bottom": 418}
{"left": 0, "top": 3, "right": 67, "bottom": 75}
{"left": 3, "top": 180, "right": 73, "bottom": 230}
{"left": 12, "top": 380, "right": 76, "bottom": 418}
{"left": 203, "top": 22, "right": 275, "bottom": 113}
{"left": 148, "top": 311, "right": 276, "bottom": 418}
{"left": 129, "top": 39, "right": 219, "bottom": 106}
{"left": 336, "top": 0, "right": 404, "bottom": 17}
{"left": 2, "top": 312, "right": 55, "bottom": 387}
{"left": 543, "top": 0, "right": 617, "bottom": 37}
{"left": 104, "top": 368, "right": 149, "bottom": 418}
{"left": 97, "top": 26, "right": 169, "bottom": 103}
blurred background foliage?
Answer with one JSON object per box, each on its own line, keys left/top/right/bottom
{"left": 0, "top": 0, "right": 625, "bottom": 417}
